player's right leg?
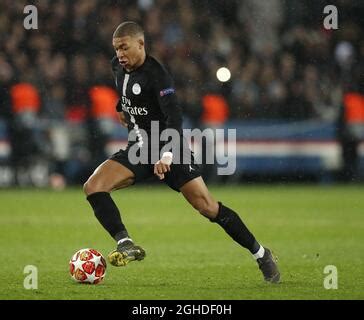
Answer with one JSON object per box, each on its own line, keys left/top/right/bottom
{"left": 83, "top": 159, "right": 146, "bottom": 267}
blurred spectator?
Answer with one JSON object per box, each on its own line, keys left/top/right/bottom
{"left": 88, "top": 86, "right": 119, "bottom": 165}
{"left": 200, "top": 91, "right": 230, "bottom": 182}
{"left": 9, "top": 82, "right": 47, "bottom": 185}
{"left": 201, "top": 93, "right": 230, "bottom": 127}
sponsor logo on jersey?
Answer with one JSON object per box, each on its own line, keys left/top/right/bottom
{"left": 122, "top": 105, "right": 148, "bottom": 116}
{"left": 121, "top": 96, "right": 148, "bottom": 116}
{"left": 159, "top": 88, "right": 175, "bottom": 97}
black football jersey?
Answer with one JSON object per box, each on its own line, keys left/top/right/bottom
{"left": 111, "top": 55, "right": 182, "bottom": 147}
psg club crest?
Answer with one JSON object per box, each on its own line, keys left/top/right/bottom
{"left": 132, "top": 83, "right": 141, "bottom": 95}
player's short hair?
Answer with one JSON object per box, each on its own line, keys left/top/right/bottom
{"left": 113, "top": 21, "right": 144, "bottom": 38}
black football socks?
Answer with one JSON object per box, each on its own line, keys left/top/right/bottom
{"left": 87, "top": 193, "right": 264, "bottom": 257}
{"left": 210, "top": 202, "right": 262, "bottom": 255}
{"left": 86, "top": 192, "right": 129, "bottom": 242}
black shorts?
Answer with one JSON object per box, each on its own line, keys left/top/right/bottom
{"left": 109, "top": 145, "right": 202, "bottom": 192}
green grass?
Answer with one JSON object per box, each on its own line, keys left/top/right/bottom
{"left": 0, "top": 185, "right": 363, "bottom": 300}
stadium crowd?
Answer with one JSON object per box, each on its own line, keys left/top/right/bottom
{"left": 0, "top": 0, "right": 363, "bottom": 185}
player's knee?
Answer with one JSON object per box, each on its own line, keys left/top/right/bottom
{"left": 83, "top": 177, "right": 109, "bottom": 195}
{"left": 191, "top": 197, "right": 218, "bottom": 219}
{"left": 83, "top": 179, "right": 94, "bottom": 195}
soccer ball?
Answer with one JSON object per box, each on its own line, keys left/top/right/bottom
{"left": 69, "top": 248, "right": 107, "bottom": 284}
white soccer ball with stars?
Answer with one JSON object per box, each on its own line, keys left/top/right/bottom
{"left": 69, "top": 248, "right": 107, "bottom": 284}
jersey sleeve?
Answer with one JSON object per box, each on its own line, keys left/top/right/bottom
{"left": 152, "top": 64, "right": 183, "bottom": 134}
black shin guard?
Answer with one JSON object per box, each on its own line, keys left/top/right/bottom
{"left": 86, "top": 192, "right": 129, "bottom": 241}
{"left": 210, "top": 202, "right": 260, "bottom": 254}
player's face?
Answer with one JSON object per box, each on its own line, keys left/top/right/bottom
{"left": 113, "top": 35, "right": 145, "bottom": 72}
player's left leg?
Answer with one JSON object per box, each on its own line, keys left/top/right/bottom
{"left": 180, "top": 177, "right": 280, "bottom": 283}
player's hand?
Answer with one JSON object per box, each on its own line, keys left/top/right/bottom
{"left": 118, "top": 112, "right": 128, "bottom": 127}
{"left": 154, "top": 152, "right": 173, "bottom": 180}
{"left": 154, "top": 160, "right": 170, "bottom": 180}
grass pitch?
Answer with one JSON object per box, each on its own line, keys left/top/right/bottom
{"left": 0, "top": 184, "right": 363, "bottom": 300}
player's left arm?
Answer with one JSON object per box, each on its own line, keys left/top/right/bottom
{"left": 152, "top": 65, "right": 183, "bottom": 179}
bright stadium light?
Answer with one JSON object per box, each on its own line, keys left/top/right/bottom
{"left": 216, "top": 67, "right": 231, "bottom": 82}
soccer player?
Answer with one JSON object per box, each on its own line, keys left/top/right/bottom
{"left": 83, "top": 21, "right": 280, "bottom": 283}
